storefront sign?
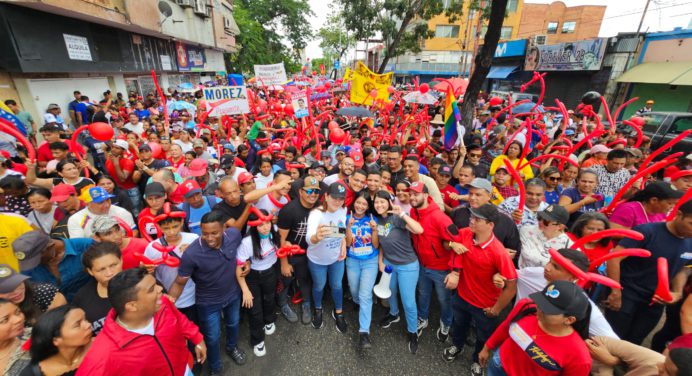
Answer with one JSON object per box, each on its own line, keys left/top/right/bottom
{"left": 177, "top": 42, "right": 206, "bottom": 72}
{"left": 525, "top": 38, "right": 607, "bottom": 71}
{"left": 254, "top": 63, "right": 287, "bottom": 86}
{"left": 203, "top": 85, "right": 250, "bottom": 116}
{"left": 291, "top": 91, "right": 309, "bottom": 118}
{"left": 160, "top": 55, "right": 172, "bottom": 70}
{"left": 63, "top": 34, "right": 92, "bottom": 61}
{"left": 494, "top": 39, "right": 527, "bottom": 58}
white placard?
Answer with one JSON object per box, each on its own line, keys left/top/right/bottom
{"left": 161, "top": 55, "right": 172, "bottom": 70}
{"left": 291, "top": 91, "right": 309, "bottom": 118}
{"left": 203, "top": 85, "right": 250, "bottom": 116}
{"left": 253, "top": 63, "right": 287, "bottom": 86}
{"left": 63, "top": 34, "right": 92, "bottom": 61}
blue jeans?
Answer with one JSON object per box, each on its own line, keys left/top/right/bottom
{"left": 197, "top": 295, "right": 241, "bottom": 373}
{"left": 126, "top": 186, "right": 141, "bottom": 215}
{"left": 385, "top": 258, "right": 419, "bottom": 333}
{"left": 308, "top": 259, "right": 344, "bottom": 311}
{"left": 346, "top": 256, "right": 378, "bottom": 333}
{"left": 450, "top": 293, "right": 498, "bottom": 362}
{"left": 487, "top": 349, "right": 507, "bottom": 376}
{"left": 417, "top": 266, "right": 453, "bottom": 327}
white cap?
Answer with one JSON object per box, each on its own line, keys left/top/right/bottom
{"left": 113, "top": 139, "right": 129, "bottom": 150}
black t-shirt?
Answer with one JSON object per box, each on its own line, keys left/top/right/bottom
{"left": 213, "top": 200, "right": 248, "bottom": 236}
{"left": 450, "top": 206, "right": 522, "bottom": 265}
{"left": 136, "top": 159, "right": 170, "bottom": 194}
{"left": 72, "top": 279, "right": 111, "bottom": 335}
{"left": 277, "top": 199, "right": 313, "bottom": 250}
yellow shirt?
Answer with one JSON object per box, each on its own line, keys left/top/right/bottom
{"left": 0, "top": 214, "right": 33, "bottom": 271}
{"left": 489, "top": 155, "right": 534, "bottom": 180}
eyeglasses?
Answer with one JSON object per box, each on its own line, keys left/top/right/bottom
{"left": 469, "top": 153, "right": 482, "bottom": 158}
{"left": 547, "top": 176, "right": 560, "bottom": 181}
{"left": 303, "top": 189, "right": 321, "bottom": 195}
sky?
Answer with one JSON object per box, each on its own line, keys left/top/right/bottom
{"left": 304, "top": 0, "right": 692, "bottom": 59}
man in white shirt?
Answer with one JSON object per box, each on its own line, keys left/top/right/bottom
{"left": 67, "top": 186, "right": 136, "bottom": 238}
{"left": 124, "top": 113, "right": 145, "bottom": 135}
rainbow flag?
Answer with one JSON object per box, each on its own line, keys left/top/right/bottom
{"left": 443, "top": 89, "right": 461, "bottom": 150}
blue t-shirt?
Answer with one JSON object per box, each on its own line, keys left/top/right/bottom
{"left": 178, "top": 227, "right": 242, "bottom": 305}
{"left": 76, "top": 103, "right": 89, "bottom": 125}
{"left": 544, "top": 187, "right": 562, "bottom": 205}
{"left": 134, "top": 109, "right": 151, "bottom": 120}
{"left": 347, "top": 214, "right": 378, "bottom": 260}
{"left": 618, "top": 222, "right": 692, "bottom": 304}
{"left": 24, "top": 238, "right": 93, "bottom": 301}
{"left": 187, "top": 198, "right": 212, "bottom": 235}
{"left": 560, "top": 187, "right": 603, "bottom": 226}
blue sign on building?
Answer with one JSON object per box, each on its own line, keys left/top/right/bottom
{"left": 334, "top": 60, "right": 340, "bottom": 70}
{"left": 494, "top": 39, "right": 527, "bottom": 58}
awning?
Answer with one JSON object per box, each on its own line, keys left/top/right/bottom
{"left": 487, "top": 65, "right": 519, "bottom": 79}
{"left": 616, "top": 62, "right": 692, "bottom": 84}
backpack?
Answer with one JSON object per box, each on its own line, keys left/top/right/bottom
{"left": 181, "top": 195, "right": 219, "bottom": 226}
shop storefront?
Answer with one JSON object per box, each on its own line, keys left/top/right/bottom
{"left": 486, "top": 39, "right": 532, "bottom": 96}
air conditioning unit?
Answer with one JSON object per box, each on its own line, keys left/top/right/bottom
{"left": 533, "top": 35, "right": 547, "bottom": 45}
{"left": 177, "top": 0, "right": 193, "bottom": 7}
{"left": 193, "top": 0, "right": 207, "bottom": 15}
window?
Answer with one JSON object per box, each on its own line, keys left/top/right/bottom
{"left": 435, "top": 25, "right": 460, "bottom": 38}
{"left": 562, "top": 21, "right": 576, "bottom": 34}
{"left": 547, "top": 22, "right": 558, "bottom": 34}
{"left": 441, "top": 0, "right": 452, "bottom": 9}
{"left": 506, "top": 0, "right": 518, "bottom": 12}
{"left": 500, "top": 27, "right": 513, "bottom": 40}
{"left": 671, "top": 117, "right": 692, "bottom": 134}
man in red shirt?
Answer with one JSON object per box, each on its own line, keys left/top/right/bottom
{"left": 90, "top": 216, "right": 147, "bottom": 270}
{"left": 152, "top": 169, "right": 185, "bottom": 205}
{"left": 435, "top": 165, "right": 459, "bottom": 214}
{"left": 442, "top": 203, "right": 517, "bottom": 376}
{"left": 36, "top": 125, "right": 62, "bottom": 168}
{"left": 106, "top": 139, "right": 140, "bottom": 213}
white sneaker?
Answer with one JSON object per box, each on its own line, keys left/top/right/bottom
{"left": 253, "top": 341, "right": 266, "bottom": 357}
{"left": 416, "top": 318, "right": 428, "bottom": 337}
{"left": 264, "top": 322, "right": 276, "bottom": 335}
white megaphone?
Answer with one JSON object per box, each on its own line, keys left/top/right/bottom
{"left": 373, "top": 265, "right": 394, "bottom": 299}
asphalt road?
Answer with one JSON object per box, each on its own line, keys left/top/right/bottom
{"left": 211, "top": 298, "right": 475, "bottom": 376}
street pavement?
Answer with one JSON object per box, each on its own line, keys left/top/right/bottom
{"left": 212, "top": 298, "right": 475, "bottom": 375}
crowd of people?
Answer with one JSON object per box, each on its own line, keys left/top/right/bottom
{"left": 0, "top": 78, "right": 690, "bottom": 376}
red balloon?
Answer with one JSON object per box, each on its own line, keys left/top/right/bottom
{"left": 312, "top": 71, "right": 317, "bottom": 76}
{"left": 629, "top": 116, "right": 645, "bottom": 127}
{"left": 489, "top": 96, "right": 503, "bottom": 106}
{"left": 148, "top": 142, "right": 163, "bottom": 159}
{"left": 284, "top": 104, "right": 294, "bottom": 115}
{"left": 419, "top": 83, "right": 429, "bottom": 94}
{"left": 369, "top": 89, "right": 378, "bottom": 98}
{"left": 273, "top": 103, "right": 283, "bottom": 113}
{"left": 328, "top": 121, "right": 339, "bottom": 130}
{"left": 325, "top": 82, "right": 332, "bottom": 89}
{"left": 387, "top": 86, "right": 395, "bottom": 94}
{"left": 329, "top": 128, "right": 346, "bottom": 144}
{"left": 317, "top": 86, "right": 326, "bottom": 93}
{"left": 88, "top": 122, "right": 114, "bottom": 141}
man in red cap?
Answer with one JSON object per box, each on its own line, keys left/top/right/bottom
{"left": 106, "top": 139, "right": 140, "bottom": 213}
{"left": 180, "top": 180, "right": 219, "bottom": 236}
{"left": 237, "top": 171, "right": 256, "bottom": 195}
{"left": 50, "top": 183, "right": 86, "bottom": 238}
{"left": 187, "top": 158, "right": 218, "bottom": 195}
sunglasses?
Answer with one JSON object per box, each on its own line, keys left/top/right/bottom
{"left": 547, "top": 176, "right": 560, "bottom": 181}
{"left": 303, "top": 188, "right": 321, "bottom": 195}
{"left": 469, "top": 153, "right": 482, "bottom": 158}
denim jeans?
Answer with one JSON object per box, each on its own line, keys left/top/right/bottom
{"left": 450, "top": 293, "right": 498, "bottom": 362}
{"left": 346, "top": 256, "right": 378, "bottom": 333}
{"left": 126, "top": 186, "right": 141, "bottom": 215}
{"left": 308, "top": 259, "right": 345, "bottom": 311}
{"left": 197, "top": 295, "right": 241, "bottom": 373}
{"left": 487, "top": 349, "right": 507, "bottom": 376}
{"left": 384, "top": 258, "right": 419, "bottom": 334}
{"left": 417, "top": 266, "right": 453, "bottom": 327}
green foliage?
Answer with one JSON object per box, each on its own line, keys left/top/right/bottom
{"left": 317, "top": 13, "right": 356, "bottom": 61}
{"left": 336, "top": 0, "right": 465, "bottom": 73}
{"left": 227, "top": 0, "right": 313, "bottom": 74}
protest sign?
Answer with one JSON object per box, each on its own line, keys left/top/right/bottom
{"left": 202, "top": 85, "right": 250, "bottom": 116}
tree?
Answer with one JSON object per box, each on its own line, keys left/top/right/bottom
{"left": 227, "top": 0, "right": 314, "bottom": 74}
{"left": 459, "top": 0, "right": 508, "bottom": 131}
{"left": 337, "top": 0, "right": 464, "bottom": 73}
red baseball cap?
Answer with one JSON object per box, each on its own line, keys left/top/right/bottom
{"left": 180, "top": 180, "right": 202, "bottom": 199}
{"left": 238, "top": 172, "right": 255, "bottom": 185}
{"left": 409, "top": 181, "right": 428, "bottom": 194}
{"left": 188, "top": 158, "right": 208, "bottom": 177}
{"left": 51, "top": 184, "right": 77, "bottom": 202}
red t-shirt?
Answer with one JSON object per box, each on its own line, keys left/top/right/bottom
{"left": 439, "top": 184, "right": 459, "bottom": 208}
{"left": 169, "top": 183, "right": 185, "bottom": 204}
{"left": 449, "top": 228, "right": 517, "bottom": 308}
{"left": 121, "top": 237, "right": 149, "bottom": 270}
{"left": 566, "top": 233, "right": 612, "bottom": 263}
{"left": 486, "top": 299, "right": 591, "bottom": 376}
{"left": 37, "top": 142, "right": 52, "bottom": 163}
{"left": 167, "top": 157, "right": 185, "bottom": 170}
{"left": 105, "top": 157, "right": 136, "bottom": 189}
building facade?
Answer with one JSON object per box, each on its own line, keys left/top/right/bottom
{"left": 0, "top": 0, "right": 239, "bottom": 128}
{"left": 516, "top": 1, "right": 605, "bottom": 46}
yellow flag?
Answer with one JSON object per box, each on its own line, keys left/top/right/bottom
{"left": 348, "top": 62, "right": 392, "bottom": 106}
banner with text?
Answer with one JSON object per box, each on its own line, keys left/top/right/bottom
{"left": 253, "top": 63, "right": 288, "bottom": 86}
{"left": 344, "top": 61, "right": 392, "bottom": 106}
{"left": 203, "top": 86, "right": 250, "bottom": 116}
{"left": 525, "top": 38, "right": 606, "bottom": 71}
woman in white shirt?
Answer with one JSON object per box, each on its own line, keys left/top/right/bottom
{"left": 236, "top": 209, "right": 279, "bottom": 358}
{"left": 254, "top": 158, "right": 274, "bottom": 190}
{"left": 173, "top": 129, "right": 194, "bottom": 153}
{"left": 518, "top": 204, "right": 573, "bottom": 269}
{"left": 306, "top": 182, "right": 348, "bottom": 332}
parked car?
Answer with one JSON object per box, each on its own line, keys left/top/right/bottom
{"left": 638, "top": 112, "right": 692, "bottom": 158}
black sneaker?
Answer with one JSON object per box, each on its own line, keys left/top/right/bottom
{"left": 332, "top": 309, "right": 348, "bottom": 333}
{"left": 312, "top": 308, "right": 324, "bottom": 329}
{"left": 379, "top": 314, "right": 400, "bottom": 329}
{"left": 359, "top": 333, "right": 372, "bottom": 349}
{"left": 225, "top": 346, "right": 247, "bottom": 365}
{"left": 442, "top": 345, "right": 463, "bottom": 362}
{"left": 408, "top": 332, "right": 418, "bottom": 354}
